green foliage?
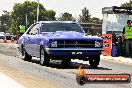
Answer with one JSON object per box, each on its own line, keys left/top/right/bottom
{"left": 0, "top": 1, "right": 104, "bottom": 34}
{"left": 0, "top": 10, "right": 11, "bottom": 32}
{"left": 90, "top": 17, "right": 102, "bottom": 24}
{"left": 0, "top": 1, "right": 56, "bottom": 34}
{"left": 78, "top": 7, "right": 102, "bottom": 24}
{"left": 57, "top": 12, "right": 75, "bottom": 21}
{"left": 12, "top": 1, "right": 56, "bottom": 31}
{"left": 121, "top": 0, "right": 132, "bottom": 7}
{"left": 78, "top": 7, "right": 91, "bottom": 23}
{"left": 45, "top": 10, "right": 56, "bottom": 20}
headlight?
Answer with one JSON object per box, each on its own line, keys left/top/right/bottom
{"left": 95, "top": 41, "right": 102, "bottom": 47}
{"left": 51, "top": 41, "right": 57, "bottom": 47}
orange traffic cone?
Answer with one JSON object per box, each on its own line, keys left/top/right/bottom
{"left": 10, "top": 36, "right": 14, "bottom": 43}
{"left": 4, "top": 36, "right": 7, "bottom": 43}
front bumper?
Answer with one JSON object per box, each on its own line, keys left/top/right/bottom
{"left": 45, "top": 48, "right": 103, "bottom": 57}
{"left": 45, "top": 48, "right": 103, "bottom": 51}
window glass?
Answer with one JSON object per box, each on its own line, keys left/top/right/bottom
{"left": 41, "top": 23, "right": 84, "bottom": 33}
{"left": 28, "top": 24, "right": 39, "bottom": 35}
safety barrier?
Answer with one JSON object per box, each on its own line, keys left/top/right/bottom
{"left": 102, "top": 34, "right": 112, "bottom": 56}
{"left": 0, "top": 36, "right": 16, "bottom": 43}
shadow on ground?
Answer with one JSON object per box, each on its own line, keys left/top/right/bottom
{"left": 29, "top": 59, "right": 112, "bottom": 70}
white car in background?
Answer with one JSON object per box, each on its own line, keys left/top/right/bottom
{"left": 0, "top": 32, "right": 5, "bottom": 39}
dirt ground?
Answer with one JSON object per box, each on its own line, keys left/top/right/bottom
{"left": 0, "top": 43, "right": 20, "bottom": 58}
{"left": 0, "top": 43, "right": 61, "bottom": 88}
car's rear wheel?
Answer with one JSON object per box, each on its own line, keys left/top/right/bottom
{"left": 40, "top": 46, "right": 50, "bottom": 66}
{"left": 89, "top": 56, "right": 100, "bottom": 68}
{"left": 21, "top": 46, "right": 32, "bottom": 61}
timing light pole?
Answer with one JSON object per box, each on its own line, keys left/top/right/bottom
{"left": 37, "top": 0, "right": 39, "bottom": 22}
{"left": 26, "top": 0, "right": 28, "bottom": 29}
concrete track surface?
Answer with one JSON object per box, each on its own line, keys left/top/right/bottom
{"left": 0, "top": 43, "right": 131, "bottom": 88}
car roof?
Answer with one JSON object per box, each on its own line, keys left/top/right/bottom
{"left": 38, "top": 21, "right": 78, "bottom": 24}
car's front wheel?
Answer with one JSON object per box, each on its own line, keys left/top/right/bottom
{"left": 89, "top": 56, "right": 100, "bottom": 68}
{"left": 21, "top": 46, "right": 32, "bottom": 61}
{"left": 40, "top": 46, "right": 50, "bottom": 66}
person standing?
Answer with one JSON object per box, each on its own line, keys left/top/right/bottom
{"left": 122, "top": 20, "right": 132, "bottom": 57}
{"left": 19, "top": 25, "right": 26, "bottom": 36}
{"left": 16, "top": 25, "right": 26, "bottom": 43}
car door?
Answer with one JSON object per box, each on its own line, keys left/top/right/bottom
{"left": 25, "top": 23, "right": 40, "bottom": 56}
{"left": 30, "top": 23, "right": 40, "bottom": 56}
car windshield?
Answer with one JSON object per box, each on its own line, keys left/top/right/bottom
{"left": 41, "top": 23, "right": 84, "bottom": 33}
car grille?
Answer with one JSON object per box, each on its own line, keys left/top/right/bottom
{"left": 57, "top": 40, "right": 95, "bottom": 48}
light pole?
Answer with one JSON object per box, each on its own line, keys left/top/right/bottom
{"left": 37, "top": 0, "right": 39, "bottom": 22}
{"left": 26, "top": 0, "right": 28, "bottom": 29}
{"left": 26, "top": 14, "right": 27, "bottom": 28}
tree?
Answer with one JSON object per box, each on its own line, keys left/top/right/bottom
{"left": 121, "top": 0, "right": 132, "bottom": 7}
{"left": 57, "top": 12, "right": 75, "bottom": 21}
{"left": 78, "top": 7, "right": 91, "bottom": 23}
{"left": 45, "top": 10, "right": 56, "bottom": 20}
{"left": 0, "top": 1, "right": 56, "bottom": 34}
{"left": 90, "top": 17, "right": 102, "bottom": 24}
{"left": 0, "top": 10, "right": 11, "bottom": 32}
{"left": 12, "top": 1, "right": 56, "bottom": 30}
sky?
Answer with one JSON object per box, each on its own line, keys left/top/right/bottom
{"left": 0, "top": 0, "right": 130, "bottom": 19}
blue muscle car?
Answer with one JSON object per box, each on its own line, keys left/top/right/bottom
{"left": 18, "top": 21, "right": 103, "bottom": 68}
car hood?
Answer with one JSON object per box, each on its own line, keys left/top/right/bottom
{"left": 42, "top": 31, "right": 102, "bottom": 41}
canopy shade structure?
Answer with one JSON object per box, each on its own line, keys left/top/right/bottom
{"left": 102, "top": 6, "right": 132, "bottom": 36}
{"left": 102, "top": 6, "right": 132, "bottom": 15}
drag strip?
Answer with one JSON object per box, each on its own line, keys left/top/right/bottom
{"left": 0, "top": 43, "right": 131, "bottom": 88}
